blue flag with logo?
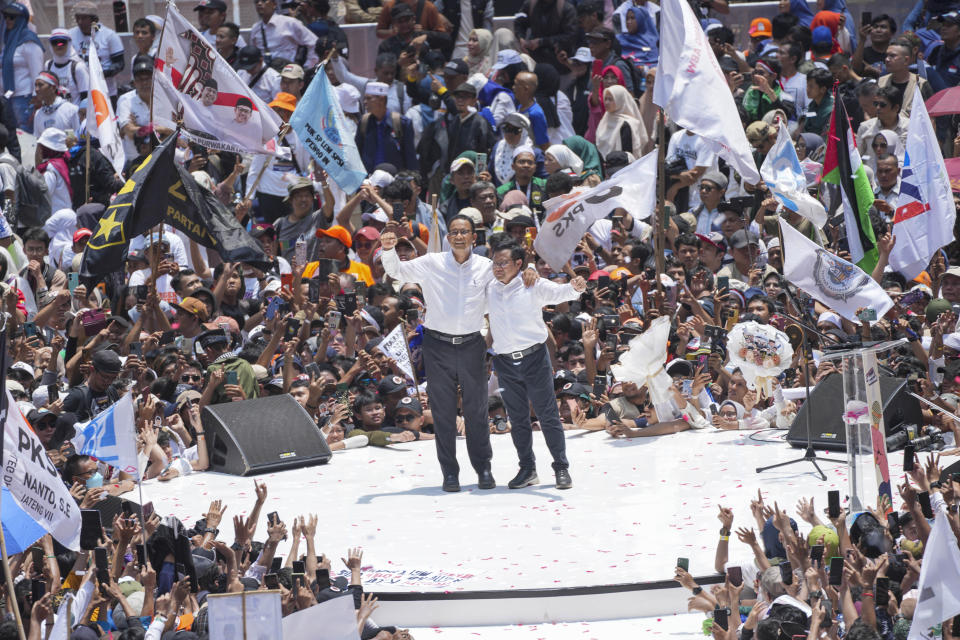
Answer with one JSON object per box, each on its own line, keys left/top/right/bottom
{"left": 290, "top": 64, "right": 366, "bottom": 194}
{"left": 72, "top": 393, "right": 139, "bottom": 479}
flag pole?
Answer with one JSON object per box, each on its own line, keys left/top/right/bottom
{"left": 148, "top": 0, "right": 173, "bottom": 133}
{"left": 245, "top": 125, "right": 291, "bottom": 201}
{"left": 654, "top": 109, "right": 666, "bottom": 294}
{"left": 84, "top": 132, "right": 92, "bottom": 204}
{"left": 0, "top": 526, "right": 26, "bottom": 640}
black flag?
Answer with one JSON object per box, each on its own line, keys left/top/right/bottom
{"left": 81, "top": 132, "right": 270, "bottom": 277}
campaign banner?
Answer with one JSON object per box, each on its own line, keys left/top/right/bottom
{"left": 152, "top": 2, "right": 281, "bottom": 154}
{"left": 87, "top": 39, "right": 125, "bottom": 174}
{"left": 2, "top": 390, "right": 81, "bottom": 550}
{"left": 376, "top": 324, "right": 416, "bottom": 382}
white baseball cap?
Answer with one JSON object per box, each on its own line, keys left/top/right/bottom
{"left": 571, "top": 47, "right": 594, "bottom": 64}
{"left": 491, "top": 50, "right": 523, "bottom": 70}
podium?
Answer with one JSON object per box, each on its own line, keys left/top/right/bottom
{"left": 820, "top": 340, "right": 901, "bottom": 512}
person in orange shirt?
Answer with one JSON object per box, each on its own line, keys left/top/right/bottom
{"left": 302, "top": 225, "right": 374, "bottom": 286}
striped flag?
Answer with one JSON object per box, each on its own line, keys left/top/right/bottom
{"left": 822, "top": 94, "right": 878, "bottom": 273}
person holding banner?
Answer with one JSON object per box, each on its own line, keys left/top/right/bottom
{"left": 379, "top": 216, "right": 537, "bottom": 492}
{"left": 487, "top": 241, "right": 586, "bottom": 490}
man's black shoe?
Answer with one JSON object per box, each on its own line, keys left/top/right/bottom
{"left": 477, "top": 469, "right": 496, "bottom": 490}
{"left": 555, "top": 468, "right": 572, "bottom": 490}
{"left": 442, "top": 475, "right": 460, "bottom": 492}
{"left": 508, "top": 468, "right": 539, "bottom": 489}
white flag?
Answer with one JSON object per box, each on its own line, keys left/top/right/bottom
{"left": 907, "top": 513, "right": 960, "bottom": 640}
{"left": 376, "top": 324, "right": 416, "bottom": 382}
{"left": 654, "top": 0, "right": 761, "bottom": 185}
{"left": 890, "top": 90, "right": 957, "bottom": 280}
{"left": 761, "top": 121, "right": 827, "bottom": 228}
{"left": 282, "top": 592, "right": 360, "bottom": 640}
{"left": 428, "top": 209, "right": 442, "bottom": 253}
{"left": 534, "top": 150, "right": 657, "bottom": 271}
{"left": 152, "top": 2, "right": 282, "bottom": 154}
{"left": 779, "top": 218, "right": 893, "bottom": 322}
{"left": 86, "top": 44, "right": 125, "bottom": 174}
{"left": 1, "top": 390, "right": 81, "bottom": 550}
{"left": 72, "top": 393, "right": 139, "bottom": 479}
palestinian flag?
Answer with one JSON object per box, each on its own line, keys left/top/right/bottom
{"left": 822, "top": 94, "right": 878, "bottom": 273}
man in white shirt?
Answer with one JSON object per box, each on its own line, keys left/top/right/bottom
{"left": 116, "top": 56, "right": 154, "bottom": 161}
{"left": 195, "top": 0, "right": 245, "bottom": 46}
{"left": 666, "top": 129, "right": 718, "bottom": 210}
{"left": 250, "top": 0, "right": 319, "bottom": 68}
{"left": 236, "top": 45, "right": 282, "bottom": 104}
{"left": 69, "top": 1, "right": 125, "bottom": 98}
{"left": 380, "top": 215, "right": 536, "bottom": 492}
{"left": 487, "top": 241, "right": 584, "bottom": 490}
{"left": 32, "top": 73, "right": 81, "bottom": 135}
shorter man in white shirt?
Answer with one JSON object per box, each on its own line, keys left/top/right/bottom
{"left": 236, "top": 45, "right": 282, "bottom": 104}
{"left": 487, "top": 241, "right": 585, "bottom": 489}
{"left": 32, "top": 72, "right": 80, "bottom": 135}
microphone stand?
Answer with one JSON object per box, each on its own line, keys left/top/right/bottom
{"left": 756, "top": 285, "right": 843, "bottom": 480}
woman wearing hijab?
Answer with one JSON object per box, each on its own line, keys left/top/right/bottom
{"left": 544, "top": 144, "right": 584, "bottom": 176}
{"left": 796, "top": 132, "right": 824, "bottom": 161}
{"left": 534, "top": 63, "right": 575, "bottom": 145}
{"left": 488, "top": 112, "right": 546, "bottom": 186}
{"left": 1, "top": 3, "right": 43, "bottom": 132}
{"left": 862, "top": 129, "right": 901, "bottom": 174}
{"left": 596, "top": 85, "right": 649, "bottom": 159}
{"left": 35, "top": 128, "right": 73, "bottom": 212}
{"left": 44, "top": 208, "right": 78, "bottom": 271}
{"left": 563, "top": 135, "right": 603, "bottom": 181}
{"left": 464, "top": 29, "right": 494, "bottom": 76}
{"left": 617, "top": 6, "right": 658, "bottom": 67}
{"left": 587, "top": 65, "right": 625, "bottom": 143}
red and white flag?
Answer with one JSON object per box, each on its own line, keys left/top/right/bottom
{"left": 87, "top": 44, "right": 125, "bottom": 174}
{"left": 152, "top": 2, "right": 281, "bottom": 154}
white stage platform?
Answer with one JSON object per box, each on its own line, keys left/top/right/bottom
{"left": 406, "top": 612, "right": 708, "bottom": 638}
{"left": 137, "top": 425, "right": 913, "bottom": 627}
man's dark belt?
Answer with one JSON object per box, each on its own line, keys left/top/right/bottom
{"left": 499, "top": 342, "right": 543, "bottom": 361}
{"left": 426, "top": 328, "right": 481, "bottom": 345}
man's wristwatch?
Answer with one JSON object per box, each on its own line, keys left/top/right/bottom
{"left": 719, "top": 527, "right": 731, "bottom": 537}
{"left": 930, "top": 480, "right": 943, "bottom": 490}
{"left": 692, "top": 586, "right": 703, "bottom": 595}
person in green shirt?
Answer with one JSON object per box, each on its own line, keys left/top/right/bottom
{"left": 197, "top": 328, "right": 259, "bottom": 404}
{"left": 804, "top": 68, "right": 835, "bottom": 136}
{"left": 496, "top": 146, "right": 547, "bottom": 214}
{"left": 346, "top": 391, "right": 416, "bottom": 447}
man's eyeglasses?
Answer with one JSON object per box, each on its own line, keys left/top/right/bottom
{"left": 699, "top": 184, "right": 717, "bottom": 192}
{"left": 491, "top": 261, "right": 515, "bottom": 269}
{"left": 181, "top": 374, "right": 202, "bottom": 383}
{"left": 395, "top": 414, "right": 417, "bottom": 423}
{"left": 502, "top": 125, "right": 521, "bottom": 135}
{"left": 448, "top": 229, "right": 473, "bottom": 236}
{"left": 873, "top": 101, "right": 890, "bottom": 108}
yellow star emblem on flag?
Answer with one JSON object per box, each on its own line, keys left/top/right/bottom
{"left": 87, "top": 206, "right": 129, "bottom": 250}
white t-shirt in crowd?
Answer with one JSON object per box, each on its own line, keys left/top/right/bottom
{"left": 115, "top": 90, "right": 151, "bottom": 160}
{"left": 666, "top": 129, "right": 718, "bottom": 210}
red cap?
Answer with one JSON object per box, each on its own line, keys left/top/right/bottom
{"left": 73, "top": 228, "right": 93, "bottom": 243}
{"left": 588, "top": 269, "right": 608, "bottom": 281}
{"left": 353, "top": 226, "right": 381, "bottom": 242}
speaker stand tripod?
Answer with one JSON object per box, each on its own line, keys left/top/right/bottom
{"left": 756, "top": 316, "right": 842, "bottom": 481}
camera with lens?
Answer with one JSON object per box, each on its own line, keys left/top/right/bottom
{"left": 885, "top": 425, "right": 945, "bottom": 452}
{"left": 491, "top": 415, "right": 509, "bottom": 433}
{"left": 703, "top": 324, "right": 727, "bottom": 355}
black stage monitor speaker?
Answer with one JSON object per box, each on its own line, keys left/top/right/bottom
{"left": 786, "top": 372, "right": 922, "bottom": 452}
{"left": 202, "top": 395, "right": 332, "bottom": 476}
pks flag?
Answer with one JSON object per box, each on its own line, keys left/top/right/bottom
{"left": 289, "top": 63, "right": 366, "bottom": 194}
{"left": 890, "top": 90, "right": 956, "bottom": 280}
{"left": 72, "top": 393, "right": 139, "bottom": 479}
{"left": 86, "top": 42, "right": 125, "bottom": 174}
{"left": 823, "top": 93, "right": 878, "bottom": 273}
{"left": 535, "top": 150, "right": 657, "bottom": 271}
{"left": 653, "top": 0, "right": 761, "bottom": 185}
{"left": 81, "top": 131, "right": 271, "bottom": 276}
{"left": 907, "top": 512, "right": 960, "bottom": 640}
{"left": 779, "top": 218, "right": 893, "bottom": 322}
{"left": 761, "top": 121, "right": 827, "bottom": 228}
{"left": 1, "top": 390, "right": 81, "bottom": 550}
{"left": 152, "top": 2, "right": 281, "bottom": 154}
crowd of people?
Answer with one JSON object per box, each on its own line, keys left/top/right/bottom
{"left": 2, "top": 0, "right": 960, "bottom": 636}
{"left": 675, "top": 455, "right": 960, "bottom": 640}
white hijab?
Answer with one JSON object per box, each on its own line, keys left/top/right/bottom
{"left": 546, "top": 144, "right": 583, "bottom": 174}
{"left": 493, "top": 114, "right": 532, "bottom": 184}
{"left": 44, "top": 208, "right": 77, "bottom": 270}
{"left": 595, "top": 85, "right": 649, "bottom": 159}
